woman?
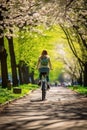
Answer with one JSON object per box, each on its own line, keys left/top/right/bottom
{"left": 37, "top": 50, "right": 52, "bottom": 88}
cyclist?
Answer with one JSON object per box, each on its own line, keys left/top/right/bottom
{"left": 36, "top": 50, "right": 52, "bottom": 89}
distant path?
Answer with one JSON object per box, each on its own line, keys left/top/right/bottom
{"left": 0, "top": 86, "right": 87, "bottom": 130}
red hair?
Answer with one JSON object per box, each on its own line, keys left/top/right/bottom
{"left": 41, "top": 50, "right": 48, "bottom": 56}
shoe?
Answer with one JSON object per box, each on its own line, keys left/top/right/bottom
{"left": 42, "top": 98, "right": 47, "bottom": 101}
{"left": 47, "top": 84, "right": 50, "bottom": 90}
{"left": 38, "top": 81, "right": 41, "bottom": 86}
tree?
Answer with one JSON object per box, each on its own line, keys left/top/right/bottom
{"left": 7, "top": 36, "right": 18, "bottom": 86}
{"left": 0, "top": 0, "right": 87, "bottom": 86}
{"left": 42, "top": 0, "right": 87, "bottom": 86}
{"left": 0, "top": 3, "right": 8, "bottom": 87}
{"left": 0, "top": 0, "right": 48, "bottom": 86}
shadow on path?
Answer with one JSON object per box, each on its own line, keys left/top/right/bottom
{"left": 0, "top": 86, "right": 87, "bottom": 130}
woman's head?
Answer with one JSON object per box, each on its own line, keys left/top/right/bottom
{"left": 41, "top": 50, "right": 48, "bottom": 56}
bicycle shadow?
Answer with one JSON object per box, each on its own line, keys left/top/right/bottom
{"left": 30, "top": 98, "right": 42, "bottom": 102}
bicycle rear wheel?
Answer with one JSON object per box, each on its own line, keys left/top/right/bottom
{"left": 42, "top": 81, "right": 46, "bottom": 101}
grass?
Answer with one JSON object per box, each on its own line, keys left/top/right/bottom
{"left": 68, "top": 85, "right": 87, "bottom": 95}
{"left": 0, "top": 83, "right": 39, "bottom": 104}
{"left": 1, "top": 84, "right": 87, "bottom": 105}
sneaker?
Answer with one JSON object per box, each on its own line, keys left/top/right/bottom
{"left": 47, "top": 84, "right": 50, "bottom": 90}
{"left": 42, "top": 98, "right": 47, "bottom": 101}
{"left": 38, "top": 81, "right": 41, "bottom": 86}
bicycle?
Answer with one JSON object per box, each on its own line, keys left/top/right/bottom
{"left": 38, "top": 67, "right": 50, "bottom": 101}
{"left": 41, "top": 72, "right": 48, "bottom": 101}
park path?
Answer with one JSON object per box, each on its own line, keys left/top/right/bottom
{"left": 0, "top": 86, "right": 87, "bottom": 130}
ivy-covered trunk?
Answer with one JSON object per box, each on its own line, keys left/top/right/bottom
{"left": 7, "top": 37, "right": 18, "bottom": 86}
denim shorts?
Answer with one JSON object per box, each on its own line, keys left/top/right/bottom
{"left": 39, "top": 67, "right": 49, "bottom": 73}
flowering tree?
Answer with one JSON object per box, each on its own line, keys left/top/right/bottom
{"left": 42, "top": 0, "right": 87, "bottom": 86}
{"left": 0, "top": 0, "right": 46, "bottom": 87}
{"left": 60, "top": 0, "right": 87, "bottom": 86}
{"left": 0, "top": 0, "right": 87, "bottom": 86}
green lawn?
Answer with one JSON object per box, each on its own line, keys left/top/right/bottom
{"left": 68, "top": 85, "right": 87, "bottom": 95}
{"left": 0, "top": 84, "right": 87, "bottom": 105}
{"left": 0, "top": 84, "right": 39, "bottom": 104}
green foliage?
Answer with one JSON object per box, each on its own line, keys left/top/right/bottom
{"left": 14, "top": 26, "right": 53, "bottom": 66}
{"left": 77, "top": 86, "right": 87, "bottom": 95}
{"left": 6, "top": 24, "right": 81, "bottom": 82}
{"left": 69, "top": 85, "right": 87, "bottom": 95}
{"left": 13, "top": 25, "right": 65, "bottom": 81}
{"left": 0, "top": 84, "right": 39, "bottom": 104}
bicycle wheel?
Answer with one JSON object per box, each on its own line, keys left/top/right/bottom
{"left": 42, "top": 81, "right": 46, "bottom": 101}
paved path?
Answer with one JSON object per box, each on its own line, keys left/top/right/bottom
{"left": 0, "top": 86, "right": 87, "bottom": 130}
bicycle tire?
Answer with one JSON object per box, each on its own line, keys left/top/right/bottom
{"left": 42, "top": 81, "right": 46, "bottom": 100}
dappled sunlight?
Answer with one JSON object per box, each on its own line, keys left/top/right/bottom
{"left": 0, "top": 0, "right": 87, "bottom": 129}
{"left": 0, "top": 87, "right": 87, "bottom": 130}
{"left": 0, "top": 100, "right": 87, "bottom": 130}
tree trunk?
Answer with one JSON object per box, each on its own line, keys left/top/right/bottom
{"left": 29, "top": 71, "right": 35, "bottom": 84}
{"left": 17, "top": 60, "right": 29, "bottom": 84}
{"left": 77, "top": 72, "right": 83, "bottom": 86}
{"left": 7, "top": 37, "right": 18, "bottom": 86}
{"left": 0, "top": 37, "right": 8, "bottom": 88}
{"left": 0, "top": 3, "right": 8, "bottom": 87}
{"left": 18, "top": 66, "right": 23, "bottom": 85}
{"left": 83, "top": 62, "right": 87, "bottom": 87}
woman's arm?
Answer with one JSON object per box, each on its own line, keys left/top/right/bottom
{"left": 36, "top": 57, "right": 40, "bottom": 69}
{"left": 49, "top": 58, "right": 52, "bottom": 70}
